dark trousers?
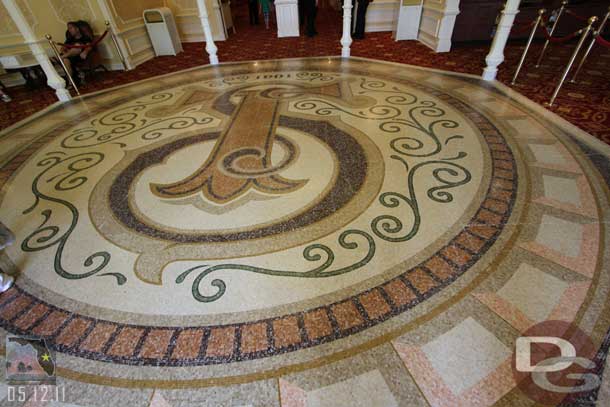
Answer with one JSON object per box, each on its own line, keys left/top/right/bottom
{"left": 353, "top": 0, "right": 369, "bottom": 38}
{"left": 303, "top": 0, "right": 317, "bottom": 36}
{"left": 249, "top": 0, "right": 259, "bottom": 24}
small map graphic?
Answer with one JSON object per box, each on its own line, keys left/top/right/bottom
{"left": 6, "top": 336, "right": 56, "bottom": 384}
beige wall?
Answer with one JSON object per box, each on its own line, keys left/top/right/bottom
{"left": 165, "top": 0, "right": 225, "bottom": 42}
{"left": 0, "top": 0, "right": 188, "bottom": 72}
{"left": 0, "top": 0, "right": 109, "bottom": 46}
{"left": 108, "top": 0, "right": 163, "bottom": 29}
{"left": 0, "top": 0, "right": 125, "bottom": 67}
{"left": 0, "top": 0, "right": 33, "bottom": 54}
{"left": 105, "top": 0, "right": 164, "bottom": 67}
{"left": 0, "top": 0, "right": 227, "bottom": 80}
{"left": 106, "top": 0, "right": 224, "bottom": 65}
{"left": 165, "top": 0, "right": 201, "bottom": 42}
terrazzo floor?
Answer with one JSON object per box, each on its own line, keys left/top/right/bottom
{"left": 0, "top": 57, "right": 609, "bottom": 406}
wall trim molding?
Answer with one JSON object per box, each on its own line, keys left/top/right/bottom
{"left": 129, "top": 47, "right": 155, "bottom": 67}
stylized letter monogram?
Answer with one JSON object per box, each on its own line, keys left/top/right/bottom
{"left": 149, "top": 80, "right": 366, "bottom": 204}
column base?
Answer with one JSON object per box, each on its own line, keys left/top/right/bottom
{"left": 55, "top": 87, "right": 72, "bottom": 102}
{"left": 482, "top": 67, "right": 497, "bottom": 81}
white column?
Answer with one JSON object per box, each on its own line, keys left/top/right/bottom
{"left": 341, "top": 0, "right": 353, "bottom": 57}
{"left": 2, "top": 0, "right": 70, "bottom": 101}
{"left": 95, "top": 0, "right": 133, "bottom": 70}
{"left": 197, "top": 0, "right": 219, "bottom": 65}
{"left": 482, "top": 0, "right": 521, "bottom": 81}
{"left": 213, "top": 0, "right": 228, "bottom": 40}
{"left": 394, "top": 0, "right": 424, "bottom": 41}
{"left": 275, "top": 0, "right": 300, "bottom": 37}
{"left": 417, "top": 0, "right": 459, "bottom": 52}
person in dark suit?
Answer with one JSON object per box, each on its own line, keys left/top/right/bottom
{"left": 249, "top": 0, "right": 259, "bottom": 24}
{"left": 303, "top": 0, "right": 318, "bottom": 37}
{"left": 352, "top": 0, "right": 370, "bottom": 39}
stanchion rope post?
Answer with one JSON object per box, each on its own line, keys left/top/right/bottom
{"left": 512, "top": 9, "right": 545, "bottom": 85}
{"left": 571, "top": 6, "right": 610, "bottom": 83}
{"left": 547, "top": 16, "right": 598, "bottom": 106}
{"left": 535, "top": 0, "right": 568, "bottom": 67}
{"left": 45, "top": 34, "right": 80, "bottom": 95}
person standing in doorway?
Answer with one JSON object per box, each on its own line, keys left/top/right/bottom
{"left": 249, "top": 0, "right": 260, "bottom": 25}
{"left": 304, "top": 0, "right": 318, "bottom": 37}
{"left": 260, "top": 0, "right": 272, "bottom": 29}
{"left": 352, "top": 0, "right": 370, "bottom": 39}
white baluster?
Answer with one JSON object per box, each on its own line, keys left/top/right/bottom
{"left": 2, "top": 0, "right": 70, "bottom": 101}
{"left": 341, "top": 0, "right": 353, "bottom": 57}
{"left": 482, "top": 0, "right": 521, "bottom": 81}
{"left": 196, "top": 0, "right": 219, "bottom": 65}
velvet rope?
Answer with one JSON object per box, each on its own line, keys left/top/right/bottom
{"left": 540, "top": 17, "right": 584, "bottom": 43}
{"left": 565, "top": 9, "right": 589, "bottom": 22}
{"left": 540, "top": 26, "right": 583, "bottom": 43}
{"left": 57, "top": 30, "right": 108, "bottom": 50}
{"left": 595, "top": 34, "right": 610, "bottom": 48}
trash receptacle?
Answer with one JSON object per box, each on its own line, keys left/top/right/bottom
{"left": 143, "top": 7, "right": 183, "bottom": 56}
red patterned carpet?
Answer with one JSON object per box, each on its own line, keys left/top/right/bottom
{"left": 1, "top": 5, "right": 609, "bottom": 145}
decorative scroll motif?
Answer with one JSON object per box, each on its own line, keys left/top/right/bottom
{"left": 22, "top": 92, "right": 216, "bottom": 286}
{"left": 177, "top": 230, "right": 376, "bottom": 302}
{"left": 61, "top": 93, "right": 215, "bottom": 149}
{"left": 177, "top": 78, "right": 472, "bottom": 303}
{"left": 18, "top": 75, "right": 473, "bottom": 302}
{"left": 21, "top": 152, "right": 124, "bottom": 284}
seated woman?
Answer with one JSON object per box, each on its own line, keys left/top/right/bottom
{"left": 59, "top": 21, "right": 92, "bottom": 82}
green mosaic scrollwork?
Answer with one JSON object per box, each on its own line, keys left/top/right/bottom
{"left": 293, "top": 99, "right": 402, "bottom": 120}
{"left": 21, "top": 152, "right": 126, "bottom": 285}
{"left": 361, "top": 79, "right": 471, "bottom": 240}
{"left": 372, "top": 156, "right": 471, "bottom": 242}
{"left": 176, "top": 230, "right": 375, "bottom": 302}
{"left": 61, "top": 93, "right": 214, "bottom": 149}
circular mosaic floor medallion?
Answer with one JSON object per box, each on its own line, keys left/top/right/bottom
{"left": 0, "top": 58, "right": 608, "bottom": 396}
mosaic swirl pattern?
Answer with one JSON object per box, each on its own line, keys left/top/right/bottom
{"left": 0, "top": 58, "right": 608, "bottom": 401}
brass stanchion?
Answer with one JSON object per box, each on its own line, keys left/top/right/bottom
{"left": 535, "top": 0, "right": 568, "bottom": 67}
{"left": 570, "top": 6, "right": 610, "bottom": 83}
{"left": 106, "top": 21, "right": 128, "bottom": 71}
{"left": 512, "top": 9, "right": 545, "bottom": 85}
{"left": 547, "top": 16, "right": 598, "bottom": 106}
{"left": 45, "top": 34, "right": 80, "bottom": 96}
